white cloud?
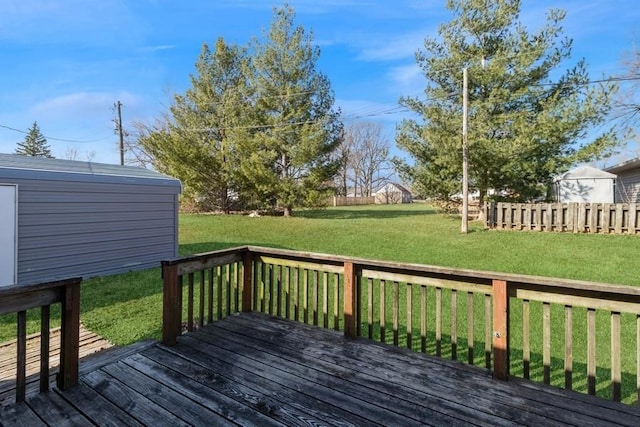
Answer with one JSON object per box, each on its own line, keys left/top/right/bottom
{"left": 29, "top": 91, "right": 142, "bottom": 119}
{"left": 357, "top": 30, "right": 425, "bottom": 62}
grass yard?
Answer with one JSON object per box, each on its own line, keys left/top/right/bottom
{"left": 2, "top": 203, "right": 640, "bottom": 402}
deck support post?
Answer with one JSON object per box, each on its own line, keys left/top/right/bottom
{"left": 57, "top": 279, "right": 81, "bottom": 390}
{"left": 492, "top": 279, "right": 509, "bottom": 380}
{"left": 162, "top": 262, "right": 182, "bottom": 346}
{"left": 344, "top": 262, "right": 358, "bottom": 338}
{"left": 242, "top": 250, "right": 254, "bottom": 312}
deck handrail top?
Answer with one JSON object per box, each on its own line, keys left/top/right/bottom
{"left": 164, "top": 245, "right": 640, "bottom": 298}
{"left": 0, "top": 276, "right": 82, "bottom": 299}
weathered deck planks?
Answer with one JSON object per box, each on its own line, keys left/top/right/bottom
{"left": 2, "top": 312, "right": 640, "bottom": 426}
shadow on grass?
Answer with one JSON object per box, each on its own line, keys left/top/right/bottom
{"left": 296, "top": 206, "right": 438, "bottom": 220}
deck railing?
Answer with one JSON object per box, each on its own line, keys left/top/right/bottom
{"left": 0, "top": 277, "right": 82, "bottom": 402}
{"left": 162, "top": 246, "right": 640, "bottom": 404}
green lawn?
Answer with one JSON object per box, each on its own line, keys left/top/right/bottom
{"left": 2, "top": 203, "right": 640, "bottom": 402}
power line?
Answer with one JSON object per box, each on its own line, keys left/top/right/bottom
{"left": 0, "top": 123, "right": 111, "bottom": 143}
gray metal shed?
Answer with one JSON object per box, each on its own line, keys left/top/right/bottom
{"left": 553, "top": 165, "right": 616, "bottom": 203}
{"left": 0, "top": 154, "right": 181, "bottom": 286}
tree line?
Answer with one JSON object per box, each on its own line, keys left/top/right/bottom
{"left": 13, "top": 1, "right": 639, "bottom": 218}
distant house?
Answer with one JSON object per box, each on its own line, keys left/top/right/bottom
{"left": 374, "top": 183, "right": 413, "bottom": 204}
{"left": 605, "top": 157, "right": 640, "bottom": 203}
{"left": 554, "top": 165, "right": 616, "bottom": 203}
{"left": 0, "top": 154, "right": 181, "bottom": 287}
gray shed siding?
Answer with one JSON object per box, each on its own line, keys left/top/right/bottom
{"left": 0, "top": 157, "right": 180, "bottom": 285}
{"left": 614, "top": 169, "right": 640, "bottom": 203}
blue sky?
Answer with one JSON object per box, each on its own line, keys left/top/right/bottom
{"left": 1, "top": 0, "right": 638, "bottom": 165}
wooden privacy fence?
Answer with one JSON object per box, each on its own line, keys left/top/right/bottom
{"left": 485, "top": 202, "right": 640, "bottom": 234}
{"left": 163, "top": 246, "right": 640, "bottom": 405}
{"left": 0, "top": 277, "right": 81, "bottom": 402}
{"left": 332, "top": 196, "right": 375, "bottom": 206}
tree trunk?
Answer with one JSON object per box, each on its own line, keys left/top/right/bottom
{"left": 283, "top": 206, "right": 292, "bottom": 217}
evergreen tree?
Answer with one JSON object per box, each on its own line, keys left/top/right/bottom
{"left": 242, "top": 4, "right": 342, "bottom": 216}
{"left": 16, "top": 121, "right": 54, "bottom": 158}
{"left": 137, "top": 38, "right": 250, "bottom": 213}
{"left": 396, "top": 0, "right": 619, "bottom": 209}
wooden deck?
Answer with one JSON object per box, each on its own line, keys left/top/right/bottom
{"left": 2, "top": 312, "right": 640, "bottom": 426}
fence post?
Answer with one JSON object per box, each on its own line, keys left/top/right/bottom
{"left": 344, "top": 262, "right": 357, "bottom": 338}
{"left": 162, "top": 261, "right": 182, "bottom": 346}
{"left": 242, "top": 250, "right": 254, "bottom": 312}
{"left": 57, "top": 279, "right": 81, "bottom": 390}
{"left": 492, "top": 279, "right": 509, "bottom": 380}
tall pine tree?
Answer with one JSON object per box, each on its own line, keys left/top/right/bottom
{"left": 242, "top": 4, "right": 342, "bottom": 216}
{"left": 137, "top": 38, "right": 250, "bottom": 213}
{"left": 16, "top": 122, "right": 54, "bottom": 158}
{"left": 396, "top": 0, "right": 619, "bottom": 210}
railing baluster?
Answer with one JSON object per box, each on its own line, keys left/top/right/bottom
{"left": 313, "top": 270, "right": 319, "bottom": 326}
{"left": 565, "top": 305, "right": 573, "bottom": 390}
{"left": 380, "top": 280, "right": 386, "bottom": 344}
{"left": 187, "top": 273, "right": 194, "bottom": 331}
{"left": 435, "top": 287, "right": 442, "bottom": 357}
{"left": 451, "top": 289, "right": 457, "bottom": 360}
{"left": 40, "top": 305, "right": 50, "bottom": 392}
{"left": 523, "top": 299, "right": 530, "bottom": 379}
{"left": 273, "top": 265, "right": 282, "bottom": 317}
{"left": 587, "top": 308, "right": 596, "bottom": 395}
{"left": 393, "top": 281, "right": 399, "bottom": 346}
{"left": 259, "top": 263, "right": 265, "bottom": 313}
{"left": 294, "top": 267, "right": 299, "bottom": 321}
{"left": 199, "top": 271, "right": 205, "bottom": 327}
{"left": 467, "top": 291, "right": 474, "bottom": 365}
{"left": 612, "top": 311, "right": 621, "bottom": 402}
{"left": 323, "top": 271, "right": 329, "bottom": 328}
{"left": 225, "top": 264, "right": 233, "bottom": 316}
{"left": 333, "top": 272, "right": 340, "bottom": 331}
{"left": 217, "top": 265, "right": 223, "bottom": 319}
{"left": 303, "top": 269, "right": 309, "bottom": 324}
{"left": 16, "top": 310, "right": 27, "bottom": 402}
{"left": 242, "top": 252, "right": 253, "bottom": 312}
{"left": 543, "top": 302, "right": 550, "bottom": 384}
{"left": 285, "top": 266, "right": 291, "bottom": 319}
{"left": 421, "top": 285, "right": 427, "bottom": 353}
{"left": 208, "top": 268, "right": 214, "bottom": 322}
{"left": 407, "top": 283, "right": 413, "bottom": 350}
{"left": 236, "top": 261, "right": 241, "bottom": 313}
{"left": 485, "top": 293, "right": 491, "bottom": 369}
{"left": 367, "top": 278, "right": 374, "bottom": 339}
{"left": 277, "top": 265, "right": 283, "bottom": 318}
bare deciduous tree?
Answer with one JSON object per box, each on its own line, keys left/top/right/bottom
{"left": 336, "top": 121, "right": 393, "bottom": 197}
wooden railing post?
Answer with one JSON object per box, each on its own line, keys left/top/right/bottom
{"left": 242, "top": 250, "right": 254, "bottom": 312}
{"left": 162, "top": 261, "right": 182, "bottom": 346}
{"left": 492, "top": 279, "right": 509, "bottom": 380}
{"left": 344, "top": 262, "right": 357, "bottom": 338}
{"left": 57, "top": 279, "right": 81, "bottom": 390}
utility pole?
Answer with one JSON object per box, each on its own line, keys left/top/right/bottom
{"left": 461, "top": 67, "right": 469, "bottom": 234}
{"left": 115, "top": 101, "right": 125, "bottom": 166}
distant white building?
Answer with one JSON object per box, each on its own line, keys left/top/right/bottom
{"left": 554, "top": 165, "right": 616, "bottom": 203}
{"left": 374, "top": 183, "right": 413, "bottom": 204}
